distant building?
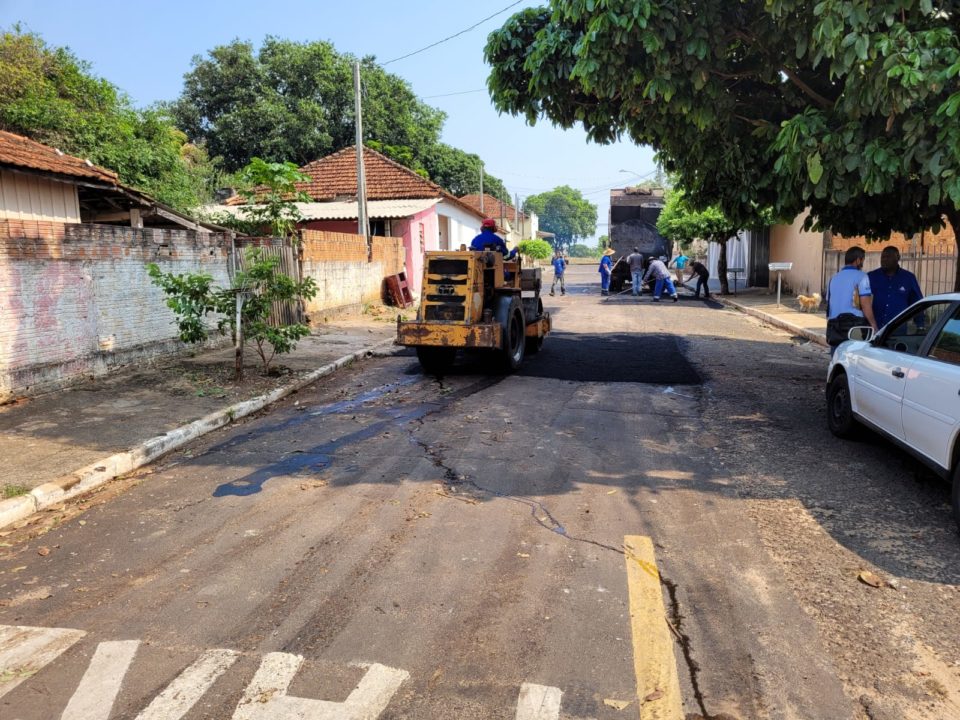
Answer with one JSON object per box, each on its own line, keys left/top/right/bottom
{"left": 214, "top": 146, "right": 486, "bottom": 295}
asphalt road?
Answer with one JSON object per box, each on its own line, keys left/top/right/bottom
{"left": 1, "top": 265, "right": 959, "bottom": 719}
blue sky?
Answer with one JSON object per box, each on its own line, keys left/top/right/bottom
{"left": 2, "top": 0, "right": 657, "bottom": 242}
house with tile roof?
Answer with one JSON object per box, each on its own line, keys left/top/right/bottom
{"left": 217, "top": 146, "right": 487, "bottom": 295}
{"left": 0, "top": 130, "right": 216, "bottom": 231}
{"left": 458, "top": 193, "right": 538, "bottom": 247}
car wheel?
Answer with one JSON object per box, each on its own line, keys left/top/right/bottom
{"left": 826, "top": 372, "right": 859, "bottom": 438}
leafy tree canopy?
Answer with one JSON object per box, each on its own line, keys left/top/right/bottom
{"left": 0, "top": 26, "right": 215, "bottom": 210}
{"left": 567, "top": 243, "right": 598, "bottom": 258}
{"left": 485, "top": 2, "right": 960, "bottom": 244}
{"left": 173, "top": 37, "right": 512, "bottom": 201}
{"left": 523, "top": 185, "right": 597, "bottom": 249}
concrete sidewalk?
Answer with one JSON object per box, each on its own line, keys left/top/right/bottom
{"left": 710, "top": 288, "right": 829, "bottom": 348}
{"left": 0, "top": 314, "right": 399, "bottom": 526}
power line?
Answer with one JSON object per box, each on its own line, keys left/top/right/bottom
{"left": 382, "top": 1, "right": 524, "bottom": 65}
{"left": 420, "top": 88, "right": 488, "bottom": 99}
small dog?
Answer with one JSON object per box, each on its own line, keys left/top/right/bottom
{"left": 796, "top": 292, "right": 822, "bottom": 312}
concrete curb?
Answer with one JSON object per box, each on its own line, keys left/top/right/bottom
{"left": 0, "top": 338, "right": 397, "bottom": 530}
{"left": 716, "top": 296, "right": 829, "bottom": 348}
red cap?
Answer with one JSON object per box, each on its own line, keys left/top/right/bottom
{"left": 481, "top": 218, "right": 496, "bottom": 229}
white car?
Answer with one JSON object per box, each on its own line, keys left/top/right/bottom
{"left": 826, "top": 294, "right": 960, "bottom": 528}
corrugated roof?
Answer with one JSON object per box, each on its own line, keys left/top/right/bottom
{"left": 0, "top": 130, "right": 119, "bottom": 185}
{"left": 210, "top": 198, "right": 439, "bottom": 221}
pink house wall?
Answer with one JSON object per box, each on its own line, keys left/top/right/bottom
{"left": 388, "top": 207, "right": 439, "bottom": 296}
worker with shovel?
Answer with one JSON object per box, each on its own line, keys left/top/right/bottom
{"left": 598, "top": 248, "right": 615, "bottom": 296}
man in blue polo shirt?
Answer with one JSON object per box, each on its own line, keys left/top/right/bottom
{"left": 867, "top": 246, "right": 923, "bottom": 329}
{"left": 826, "top": 246, "right": 877, "bottom": 353}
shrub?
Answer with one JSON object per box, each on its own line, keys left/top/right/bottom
{"left": 516, "top": 239, "right": 553, "bottom": 260}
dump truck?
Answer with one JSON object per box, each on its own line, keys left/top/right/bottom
{"left": 608, "top": 186, "right": 672, "bottom": 293}
{"left": 397, "top": 250, "right": 551, "bottom": 375}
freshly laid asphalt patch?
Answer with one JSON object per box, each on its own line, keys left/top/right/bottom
{"left": 520, "top": 332, "right": 701, "bottom": 384}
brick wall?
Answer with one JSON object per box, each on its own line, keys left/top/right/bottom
{"left": 0, "top": 223, "right": 406, "bottom": 400}
{"left": 833, "top": 222, "right": 957, "bottom": 253}
{"left": 0, "top": 220, "right": 232, "bottom": 400}
{"left": 297, "top": 230, "right": 405, "bottom": 315}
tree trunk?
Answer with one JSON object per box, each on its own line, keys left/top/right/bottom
{"left": 717, "top": 238, "right": 730, "bottom": 295}
{"left": 947, "top": 207, "right": 960, "bottom": 292}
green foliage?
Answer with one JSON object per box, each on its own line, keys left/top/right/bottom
{"left": 517, "top": 238, "right": 554, "bottom": 260}
{"left": 172, "top": 38, "right": 440, "bottom": 173}
{"left": 522, "top": 186, "right": 597, "bottom": 249}
{"left": 172, "top": 37, "right": 512, "bottom": 202}
{"left": 485, "top": 2, "right": 960, "bottom": 250}
{"left": 657, "top": 190, "right": 737, "bottom": 247}
{"left": 567, "top": 243, "right": 598, "bottom": 258}
{"left": 146, "top": 264, "right": 219, "bottom": 344}
{"left": 147, "top": 247, "right": 318, "bottom": 374}
{"left": 0, "top": 26, "right": 215, "bottom": 211}
{"left": 597, "top": 234, "right": 609, "bottom": 249}
{"left": 235, "top": 158, "right": 310, "bottom": 237}
{"left": 2, "top": 483, "right": 29, "bottom": 499}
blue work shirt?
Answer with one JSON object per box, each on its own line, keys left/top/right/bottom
{"left": 470, "top": 229, "right": 510, "bottom": 256}
{"left": 826, "top": 266, "right": 872, "bottom": 320}
{"left": 599, "top": 255, "right": 613, "bottom": 274}
{"left": 867, "top": 266, "right": 923, "bottom": 328}
{"left": 552, "top": 257, "right": 567, "bottom": 275}
{"left": 670, "top": 254, "right": 689, "bottom": 269}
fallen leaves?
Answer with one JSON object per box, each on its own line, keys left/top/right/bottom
{"left": 37, "top": 546, "right": 50, "bottom": 557}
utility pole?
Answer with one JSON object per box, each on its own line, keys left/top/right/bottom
{"left": 514, "top": 193, "right": 520, "bottom": 239}
{"left": 479, "top": 164, "right": 484, "bottom": 214}
{"left": 354, "top": 62, "right": 371, "bottom": 261}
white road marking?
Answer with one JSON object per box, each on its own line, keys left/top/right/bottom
{"left": 232, "top": 652, "right": 409, "bottom": 720}
{"left": 0, "top": 624, "right": 87, "bottom": 699}
{"left": 61, "top": 640, "right": 140, "bottom": 720}
{"left": 135, "top": 649, "right": 240, "bottom": 720}
{"left": 515, "top": 683, "right": 562, "bottom": 720}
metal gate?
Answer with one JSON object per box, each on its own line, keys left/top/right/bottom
{"left": 822, "top": 241, "right": 957, "bottom": 297}
{"left": 231, "top": 238, "right": 306, "bottom": 326}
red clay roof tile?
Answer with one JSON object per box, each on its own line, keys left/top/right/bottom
{"left": 458, "top": 193, "right": 525, "bottom": 222}
{"left": 0, "top": 130, "right": 119, "bottom": 185}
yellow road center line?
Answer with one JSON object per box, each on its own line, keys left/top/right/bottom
{"left": 624, "top": 535, "right": 683, "bottom": 720}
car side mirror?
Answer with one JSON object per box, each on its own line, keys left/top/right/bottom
{"left": 848, "top": 326, "right": 875, "bottom": 342}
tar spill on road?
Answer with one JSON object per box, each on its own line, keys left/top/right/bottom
{"left": 519, "top": 332, "right": 701, "bottom": 385}
{"left": 212, "top": 374, "right": 501, "bottom": 497}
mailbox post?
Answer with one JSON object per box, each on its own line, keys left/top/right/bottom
{"left": 768, "top": 262, "right": 793, "bottom": 307}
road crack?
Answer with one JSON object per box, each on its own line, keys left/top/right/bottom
{"left": 409, "top": 423, "right": 714, "bottom": 718}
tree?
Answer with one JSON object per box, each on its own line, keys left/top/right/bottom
{"left": 485, "top": 3, "right": 960, "bottom": 286}
{"left": 657, "top": 190, "right": 740, "bottom": 295}
{"left": 567, "top": 243, "right": 597, "bottom": 258}
{"left": 0, "top": 26, "right": 215, "bottom": 211}
{"left": 235, "top": 158, "right": 310, "bottom": 237}
{"left": 148, "top": 248, "right": 317, "bottom": 379}
{"left": 172, "top": 38, "right": 444, "bottom": 173}
{"left": 523, "top": 186, "right": 597, "bottom": 250}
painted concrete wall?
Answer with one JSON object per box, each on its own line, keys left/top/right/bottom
{"left": 437, "top": 201, "right": 483, "bottom": 252}
{"left": 392, "top": 206, "right": 439, "bottom": 296}
{"left": 0, "top": 220, "right": 232, "bottom": 400}
{"left": 0, "top": 170, "right": 81, "bottom": 223}
{"left": 769, "top": 212, "right": 828, "bottom": 295}
{"left": 295, "top": 230, "right": 405, "bottom": 315}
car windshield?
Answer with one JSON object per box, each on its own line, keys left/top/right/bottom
{"left": 878, "top": 301, "right": 953, "bottom": 354}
